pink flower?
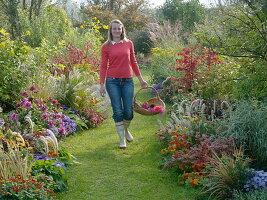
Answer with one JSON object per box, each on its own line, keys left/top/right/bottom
{"left": 42, "top": 113, "right": 49, "bottom": 119}
{"left": 59, "top": 126, "right": 66, "bottom": 136}
{"left": 30, "top": 85, "right": 36, "bottom": 91}
{"left": 48, "top": 120, "right": 54, "bottom": 126}
{"left": 25, "top": 101, "right": 32, "bottom": 109}
{"left": 141, "top": 103, "right": 149, "bottom": 109}
{"left": 9, "top": 113, "right": 19, "bottom": 120}
{"left": 35, "top": 99, "right": 41, "bottom": 106}
{"left": 41, "top": 105, "right": 48, "bottom": 111}
{"left": 33, "top": 89, "right": 40, "bottom": 93}
{"left": 17, "top": 98, "right": 29, "bottom": 107}
{"left": 50, "top": 98, "right": 58, "bottom": 104}
{"left": 21, "top": 91, "right": 29, "bottom": 96}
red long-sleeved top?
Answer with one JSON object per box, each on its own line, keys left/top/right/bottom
{"left": 99, "top": 40, "right": 141, "bottom": 84}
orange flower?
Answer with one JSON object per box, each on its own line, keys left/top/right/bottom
{"left": 13, "top": 186, "right": 19, "bottom": 192}
{"left": 169, "top": 141, "right": 175, "bottom": 145}
{"left": 190, "top": 178, "right": 199, "bottom": 186}
{"left": 183, "top": 173, "right": 190, "bottom": 179}
{"left": 168, "top": 146, "right": 174, "bottom": 150}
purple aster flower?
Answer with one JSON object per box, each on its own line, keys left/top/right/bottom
{"left": 9, "top": 113, "right": 19, "bottom": 120}
{"left": 59, "top": 119, "right": 64, "bottom": 126}
{"left": 21, "top": 91, "right": 29, "bottom": 96}
{"left": 25, "top": 101, "right": 32, "bottom": 109}
{"left": 59, "top": 126, "right": 66, "bottom": 136}
{"left": 35, "top": 99, "right": 41, "bottom": 106}
{"left": 41, "top": 105, "right": 48, "bottom": 111}
{"left": 52, "top": 113, "right": 57, "bottom": 119}
{"left": 30, "top": 85, "right": 36, "bottom": 91}
{"left": 50, "top": 98, "right": 58, "bottom": 104}
{"left": 63, "top": 116, "right": 77, "bottom": 134}
{"left": 42, "top": 113, "right": 49, "bottom": 119}
{"left": 17, "top": 98, "right": 29, "bottom": 107}
{"left": 48, "top": 120, "right": 54, "bottom": 127}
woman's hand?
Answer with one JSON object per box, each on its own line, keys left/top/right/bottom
{"left": 140, "top": 80, "right": 148, "bottom": 88}
{"left": 100, "top": 84, "right": 106, "bottom": 97}
{"left": 137, "top": 75, "right": 148, "bottom": 88}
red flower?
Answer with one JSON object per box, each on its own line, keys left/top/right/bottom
{"left": 13, "top": 186, "right": 19, "bottom": 191}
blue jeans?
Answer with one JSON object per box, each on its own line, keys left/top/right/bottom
{"left": 106, "top": 78, "right": 134, "bottom": 122}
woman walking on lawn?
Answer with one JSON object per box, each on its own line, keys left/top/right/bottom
{"left": 99, "top": 19, "right": 148, "bottom": 149}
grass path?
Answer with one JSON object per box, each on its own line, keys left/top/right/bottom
{"left": 59, "top": 74, "right": 198, "bottom": 200}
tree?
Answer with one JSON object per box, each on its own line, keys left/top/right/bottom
{"left": 195, "top": 1, "right": 267, "bottom": 99}
{"left": 0, "top": 0, "right": 21, "bottom": 38}
{"left": 160, "top": 0, "right": 205, "bottom": 33}
{"left": 0, "top": 0, "right": 50, "bottom": 39}
{"left": 81, "top": 0, "right": 150, "bottom": 35}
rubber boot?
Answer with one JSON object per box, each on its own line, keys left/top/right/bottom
{"left": 123, "top": 120, "right": 134, "bottom": 142}
{"left": 115, "top": 122, "right": 127, "bottom": 149}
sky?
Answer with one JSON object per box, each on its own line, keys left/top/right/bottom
{"left": 149, "top": 0, "right": 216, "bottom": 8}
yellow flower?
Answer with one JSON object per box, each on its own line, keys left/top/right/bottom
{"left": 25, "top": 31, "right": 31, "bottom": 36}
{"left": 94, "top": 17, "right": 97, "bottom": 20}
{"left": 102, "top": 25, "right": 109, "bottom": 30}
{"left": 16, "top": 137, "right": 22, "bottom": 142}
{"left": 161, "top": 148, "right": 168, "bottom": 155}
{"left": 80, "top": 25, "right": 84, "bottom": 28}
{"left": 93, "top": 25, "right": 100, "bottom": 29}
{"left": 58, "top": 40, "right": 66, "bottom": 46}
{"left": 192, "top": 117, "right": 199, "bottom": 121}
{"left": 20, "top": 143, "right": 25, "bottom": 147}
{"left": 151, "top": 47, "right": 160, "bottom": 52}
{"left": 99, "top": 36, "right": 104, "bottom": 40}
{"left": 97, "top": 20, "right": 101, "bottom": 24}
{"left": 182, "top": 115, "right": 190, "bottom": 119}
{"left": 27, "top": 147, "right": 33, "bottom": 150}
{"left": 95, "top": 30, "right": 99, "bottom": 33}
{"left": 0, "top": 28, "right": 9, "bottom": 36}
{"left": 176, "top": 126, "right": 182, "bottom": 130}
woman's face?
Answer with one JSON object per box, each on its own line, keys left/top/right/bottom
{"left": 111, "top": 23, "right": 123, "bottom": 39}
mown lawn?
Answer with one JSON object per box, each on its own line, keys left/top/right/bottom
{"left": 59, "top": 70, "right": 199, "bottom": 200}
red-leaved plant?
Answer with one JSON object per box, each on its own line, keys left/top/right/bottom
{"left": 52, "top": 41, "right": 100, "bottom": 75}
{"left": 172, "top": 46, "right": 221, "bottom": 91}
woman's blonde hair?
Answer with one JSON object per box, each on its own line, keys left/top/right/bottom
{"left": 107, "top": 19, "right": 127, "bottom": 46}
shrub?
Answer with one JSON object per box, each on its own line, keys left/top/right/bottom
{"left": 0, "top": 174, "right": 58, "bottom": 200}
{"left": 79, "top": 109, "right": 107, "bottom": 128}
{"left": 31, "top": 154, "right": 68, "bottom": 193}
{"left": 19, "top": 5, "right": 73, "bottom": 47}
{"left": 202, "top": 148, "right": 253, "bottom": 200}
{"left": 221, "top": 100, "right": 267, "bottom": 170}
{"left": 0, "top": 29, "right": 37, "bottom": 111}
{"left": 2, "top": 85, "right": 80, "bottom": 139}
{"left": 131, "top": 30, "right": 153, "bottom": 55}
{"left": 233, "top": 189, "right": 267, "bottom": 200}
{"left": 0, "top": 132, "right": 31, "bottom": 180}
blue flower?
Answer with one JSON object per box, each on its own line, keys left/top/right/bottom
{"left": 0, "top": 119, "right": 5, "bottom": 127}
{"left": 53, "top": 161, "right": 67, "bottom": 170}
{"left": 243, "top": 169, "right": 267, "bottom": 191}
